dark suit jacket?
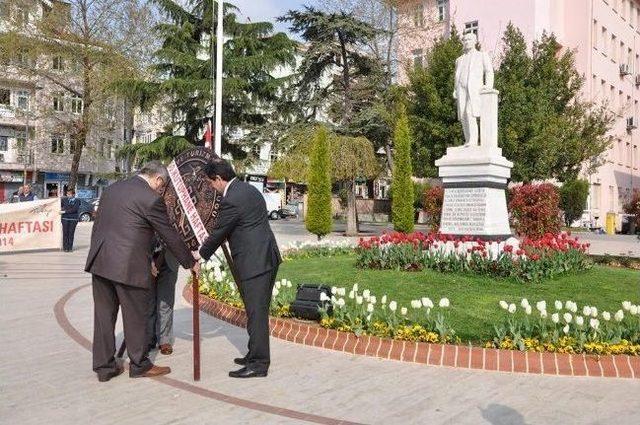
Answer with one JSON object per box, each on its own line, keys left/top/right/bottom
{"left": 61, "top": 197, "right": 80, "bottom": 220}
{"left": 85, "top": 176, "right": 195, "bottom": 288}
{"left": 200, "top": 180, "right": 281, "bottom": 281}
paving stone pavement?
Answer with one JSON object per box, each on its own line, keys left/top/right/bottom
{"left": 1, "top": 223, "right": 639, "bottom": 425}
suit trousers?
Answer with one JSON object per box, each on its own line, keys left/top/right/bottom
{"left": 238, "top": 266, "right": 278, "bottom": 373}
{"left": 147, "top": 262, "right": 178, "bottom": 347}
{"left": 92, "top": 275, "right": 153, "bottom": 378}
{"left": 62, "top": 219, "right": 78, "bottom": 251}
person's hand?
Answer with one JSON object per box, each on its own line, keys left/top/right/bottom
{"left": 151, "top": 261, "right": 159, "bottom": 278}
{"left": 192, "top": 250, "right": 201, "bottom": 261}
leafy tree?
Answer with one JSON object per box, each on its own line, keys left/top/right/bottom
{"left": 405, "top": 28, "right": 463, "bottom": 177}
{"left": 305, "top": 126, "right": 333, "bottom": 239}
{"left": 269, "top": 127, "right": 379, "bottom": 235}
{"left": 117, "top": 134, "right": 192, "bottom": 166}
{"left": 496, "top": 24, "right": 614, "bottom": 182}
{"left": 0, "top": 0, "right": 143, "bottom": 189}
{"left": 117, "top": 0, "right": 297, "bottom": 160}
{"left": 559, "top": 179, "right": 590, "bottom": 227}
{"left": 391, "top": 105, "right": 414, "bottom": 233}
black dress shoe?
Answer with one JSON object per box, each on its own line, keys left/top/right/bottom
{"left": 229, "top": 366, "right": 267, "bottom": 378}
{"left": 234, "top": 357, "right": 247, "bottom": 365}
{"left": 98, "top": 365, "right": 124, "bottom": 382}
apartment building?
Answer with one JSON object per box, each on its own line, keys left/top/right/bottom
{"left": 0, "top": 0, "right": 127, "bottom": 201}
{"left": 397, "top": 0, "right": 640, "bottom": 228}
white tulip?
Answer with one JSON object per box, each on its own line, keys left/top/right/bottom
{"left": 353, "top": 283, "right": 359, "bottom": 292}
{"left": 401, "top": 307, "right": 408, "bottom": 316}
{"left": 591, "top": 307, "right": 598, "bottom": 318}
{"left": 499, "top": 300, "right": 509, "bottom": 310}
{"left": 631, "top": 305, "right": 639, "bottom": 315}
{"left": 286, "top": 280, "right": 292, "bottom": 288}
{"left": 320, "top": 292, "right": 330, "bottom": 302}
{"left": 540, "top": 310, "right": 548, "bottom": 319}
{"left": 367, "top": 303, "right": 374, "bottom": 313}
{"left": 389, "top": 301, "right": 397, "bottom": 312}
{"left": 381, "top": 295, "right": 387, "bottom": 304}
{"left": 272, "top": 288, "right": 280, "bottom": 297}
{"left": 575, "top": 316, "right": 584, "bottom": 326}
{"left": 536, "top": 301, "right": 546, "bottom": 312}
{"left": 411, "top": 300, "right": 421, "bottom": 309}
{"left": 337, "top": 298, "right": 346, "bottom": 308}
{"left": 331, "top": 286, "right": 337, "bottom": 295}
{"left": 362, "top": 289, "right": 371, "bottom": 299}
{"left": 602, "top": 311, "right": 611, "bottom": 321}
{"left": 521, "top": 298, "right": 530, "bottom": 308}
{"left": 563, "top": 312, "right": 572, "bottom": 323}
{"left": 569, "top": 302, "right": 578, "bottom": 313}
{"left": 422, "top": 297, "right": 434, "bottom": 308}
{"left": 508, "top": 304, "right": 516, "bottom": 314}
{"left": 551, "top": 313, "right": 560, "bottom": 323}
{"left": 622, "top": 301, "right": 632, "bottom": 311}
{"left": 356, "top": 296, "right": 364, "bottom": 305}
{"left": 525, "top": 305, "right": 532, "bottom": 315}
{"left": 370, "top": 296, "right": 377, "bottom": 305}
{"left": 338, "top": 288, "right": 346, "bottom": 296}
{"left": 366, "top": 313, "right": 372, "bottom": 322}
{"left": 614, "top": 310, "right": 624, "bottom": 322}
{"left": 275, "top": 281, "right": 281, "bottom": 289}
{"left": 563, "top": 324, "right": 570, "bottom": 334}
{"left": 439, "top": 298, "right": 450, "bottom": 308}
{"left": 554, "top": 300, "right": 563, "bottom": 310}
{"left": 582, "top": 306, "right": 592, "bottom": 316}
{"left": 590, "top": 318, "right": 600, "bottom": 330}
{"left": 565, "top": 300, "right": 572, "bottom": 310}
{"left": 348, "top": 290, "right": 355, "bottom": 299}
{"left": 331, "top": 295, "right": 337, "bottom": 303}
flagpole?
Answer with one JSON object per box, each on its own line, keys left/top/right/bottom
{"left": 214, "top": 0, "right": 223, "bottom": 157}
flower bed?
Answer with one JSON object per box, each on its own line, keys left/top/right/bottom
{"left": 197, "top": 242, "right": 639, "bottom": 356}
{"left": 356, "top": 231, "right": 591, "bottom": 282}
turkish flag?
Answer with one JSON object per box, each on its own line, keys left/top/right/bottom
{"left": 204, "top": 119, "right": 212, "bottom": 148}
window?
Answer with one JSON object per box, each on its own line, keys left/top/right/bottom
{"left": 631, "top": 4, "right": 635, "bottom": 28}
{"left": 611, "top": 34, "right": 617, "bottom": 61}
{"left": 51, "top": 135, "right": 64, "bottom": 154}
{"left": 620, "top": 41, "right": 625, "bottom": 64}
{"left": 634, "top": 145, "right": 638, "bottom": 168}
{"left": 628, "top": 48, "right": 633, "bottom": 67}
{"left": 53, "top": 94, "right": 64, "bottom": 112}
{"left": 437, "top": 0, "right": 448, "bottom": 22}
{"left": 601, "top": 79, "right": 606, "bottom": 99}
{"left": 52, "top": 56, "right": 64, "bottom": 71}
{"left": 627, "top": 142, "right": 632, "bottom": 167}
{"left": 71, "top": 95, "right": 82, "bottom": 114}
{"left": 601, "top": 27, "right": 608, "bottom": 53}
{"left": 0, "top": 136, "right": 7, "bottom": 152}
{"left": 618, "top": 139, "right": 623, "bottom": 163}
{"left": 17, "top": 91, "right": 29, "bottom": 110}
{"left": 98, "top": 138, "right": 105, "bottom": 157}
{"left": 619, "top": 90, "right": 624, "bottom": 111}
{"left": 636, "top": 54, "right": 640, "bottom": 73}
{"left": 464, "top": 20, "right": 479, "bottom": 36}
{"left": 0, "top": 88, "right": 10, "bottom": 107}
{"left": 413, "top": 3, "right": 424, "bottom": 28}
{"left": 593, "top": 19, "right": 598, "bottom": 48}
{"left": 15, "top": 137, "right": 26, "bottom": 150}
{"left": 591, "top": 184, "right": 601, "bottom": 211}
{"left": 412, "top": 49, "right": 424, "bottom": 68}
{"left": 270, "top": 150, "right": 279, "bottom": 163}
{"left": 610, "top": 85, "right": 615, "bottom": 105}
{"left": 107, "top": 140, "right": 114, "bottom": 159}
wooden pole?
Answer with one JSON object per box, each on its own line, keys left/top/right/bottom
{"left": 191, "top": 270, "right": 201, "bottom": 381}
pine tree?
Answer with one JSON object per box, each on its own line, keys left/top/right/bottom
{"left": 391, "top": 105, "right": 414, "bottom": 233}
{"left": 305, "top": 126, "right": 333, "bottom": 239}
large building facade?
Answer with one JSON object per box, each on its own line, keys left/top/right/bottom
{"left": 397, "top": 0, "right": 640, "bottom": 228}
{"left": 0, "top": 0, "right": 127, "bottom": 201}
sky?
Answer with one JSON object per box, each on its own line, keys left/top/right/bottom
{"left": 229, "top": 0, "right": 308, "bottom": 35}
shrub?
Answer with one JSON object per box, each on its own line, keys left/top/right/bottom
{"left": 422, "top": 186, "right": 444, "bottom": 232}
{"left": 509, "top": 183, "right": 561, "bottom": 238}
{"left": 559, "top": 179, "right": 589, "bottom": 227}
{"left": 305, "top": 126, "right": 332, "bottom": 239}
{"left": 391, "top": 105, "right": 415, "bottom": 233}
{"left": 413, "top": 182, "right": 430, "bottom": 210}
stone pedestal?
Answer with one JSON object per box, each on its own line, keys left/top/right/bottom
{"left": 435, "top": 145, "right": 513, "bottom": 238}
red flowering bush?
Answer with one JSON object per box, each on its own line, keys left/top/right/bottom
{"left": 356, "top": 231, "right": 591, "bottom": 282}
{"left": 422, "top": 186, "right": 444, "bottom": 232}
{"left": 508, "top": 183, "right": 561, "bottom": 238}
{"left": 623, "top": 189, "right": 640, "bottom": 227}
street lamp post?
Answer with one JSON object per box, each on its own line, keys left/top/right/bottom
{"left": 214, "top": 0, "right": 223, "bottom": 157}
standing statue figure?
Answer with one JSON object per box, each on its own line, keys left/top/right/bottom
{"left": 453, "top": 32, "right": 494, "bottom": 147}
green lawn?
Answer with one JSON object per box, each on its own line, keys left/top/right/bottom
{"left": 278, "top": 254, "right": 640, "bottom": 342}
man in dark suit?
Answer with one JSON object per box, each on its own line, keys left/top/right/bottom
{"left": 85, "top": 161, "right": 200, "bottom": 382}
{"left": 199, "top": 159, "right": 281, "bottom": 378}
{"left": 61, "top": 188, "right": 80, "bottom": 252}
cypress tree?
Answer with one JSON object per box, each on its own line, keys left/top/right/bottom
{"left": 306, "top": 126, "right": 333, "bottom": 239}
{"left": 392, "top": 106, "right": 415, "bottom": 233}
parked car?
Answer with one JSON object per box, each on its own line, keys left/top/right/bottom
{"left": 78, "top": 198, "right": 97, "bottom": 222}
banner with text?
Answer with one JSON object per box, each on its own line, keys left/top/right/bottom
{"left": 0, "top": 199, "right": 62, "bottom": 253}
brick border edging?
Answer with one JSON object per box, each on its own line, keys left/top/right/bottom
{"left": 184, "top": 285, "right": 640, "bottom": 379}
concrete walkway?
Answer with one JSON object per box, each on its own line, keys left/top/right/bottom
{"left": 1, "top": 223, "right": 639, "bottom": 425}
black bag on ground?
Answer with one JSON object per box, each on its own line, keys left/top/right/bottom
{"left": 290, "top": 284, "right": 333, "bottom": 320}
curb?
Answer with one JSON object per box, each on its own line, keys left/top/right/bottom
{"left": 184, "top": 285, "right": 640, "bottom": 379}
